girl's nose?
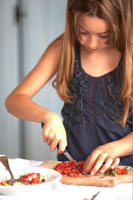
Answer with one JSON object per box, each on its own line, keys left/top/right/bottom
{"left": 88, "top": 35, "right": 98, "bottom": 49}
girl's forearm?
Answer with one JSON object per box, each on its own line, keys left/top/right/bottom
{"left": 5, "top": 94, "right": 52, "bottom": 123}
{"left": 115, "top": 131, "right": 133, "bottom": 157}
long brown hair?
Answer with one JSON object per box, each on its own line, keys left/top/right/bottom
{"left": 54, "top": 0, "right": 133, "bottom": 125}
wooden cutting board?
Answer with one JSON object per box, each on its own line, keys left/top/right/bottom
{"left": 39, "top": 160, "right": 133, "bottom": 187}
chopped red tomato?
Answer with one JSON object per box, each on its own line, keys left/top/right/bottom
{"left": 54, "top": 160, "right": 85, "bottom": 177}
{"left": 20, "top": 172, "right": 44, "bottom": 184}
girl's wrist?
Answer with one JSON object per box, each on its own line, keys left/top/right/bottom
{"left": 111, "top": 140, "right": 121, "bottom": 158}
{"left": 103, "top": 140, "right": 122, "bottom": 158}
{"left": 42, "top": 111, "right": 61, "bottom": 124}
{"left": 112, "top": 132, "right": 133, "bottom": 158}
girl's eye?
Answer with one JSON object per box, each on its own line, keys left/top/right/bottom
{"left": 80, "top": 31, "right": 87, "bottom": 35}
{"left": 100, "top": 35, "right": 109, "bottom": 39}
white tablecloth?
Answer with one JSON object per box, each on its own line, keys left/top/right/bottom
{"left": 0, "top": 158, "right": 132, "bottom": 200}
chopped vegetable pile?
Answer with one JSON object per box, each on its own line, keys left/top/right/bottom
{"left": 0, "top": 172, "right": 45, "bottom": 186}
{"left": 105, "top": 167, "right": 129, "bottom": 176}
{"left": 55, "top": 161, "right": 129, "bottom": 177}
{"left": 55, "top": 160, "right": 84, "bottom": 177}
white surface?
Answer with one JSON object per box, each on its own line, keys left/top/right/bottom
{"left": 0, "top": 158, "right": 132, "bottom": 200}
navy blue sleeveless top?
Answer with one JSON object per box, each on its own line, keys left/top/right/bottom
{"left": 58, "top": 44, "right": 133, "bottom": 166}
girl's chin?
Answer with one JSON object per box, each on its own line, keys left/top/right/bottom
{"left": 85, "top": 46, "right": 107, "bottom": 53}
{"left": 86, "top": 47, "right": 101, "bottom": 53}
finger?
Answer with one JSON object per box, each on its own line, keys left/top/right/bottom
{"left": 42, "top": 129, "right": 49, "bottom": 143}
{"left": 46, "top": 133, "right": 54, "bottom": 145}
{"left": 49, "top": 140, "right": 58, "bottom": 152}
{"left": 83, "top": 150, "right": 100, "bottom": 174}
{"left": 44, "top": 134, "right": 53, "bottom": 144}
{"left": 90, "top": 153, "right": 108, "bottom": 175}
{"left": 47, "top": 138, "right": 53, "bottom": 146}
{"left": 42, "top": 124, "right": 52, "bottom": 142}
{"left": 99, "top": 157, "right": 113, "bottom": 173}
{"left": 57, "top": 139, "right": 67, "bottom": 154}
{"left": 110, "top": 157, "right": 120, "bottom": 169}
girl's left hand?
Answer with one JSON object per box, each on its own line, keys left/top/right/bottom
{"left": 83, "top": 142, "right": 120, "bottom": 175}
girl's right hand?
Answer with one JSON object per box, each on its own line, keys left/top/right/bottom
{"left": 42, "top": 112, "right": 67, "bottom": 154}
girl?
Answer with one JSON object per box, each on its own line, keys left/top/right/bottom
{"left": 5, "top": 0, "right": 133, "bottom": 175}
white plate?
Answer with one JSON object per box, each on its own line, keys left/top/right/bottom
{"left": 0, "top": 167, "right": 62, "bottom": 195}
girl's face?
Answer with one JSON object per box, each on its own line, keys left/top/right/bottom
{"left": 77, "top": 15, "right": 111, "bottom": 53}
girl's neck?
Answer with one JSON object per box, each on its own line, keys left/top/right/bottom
{"left": 80, "top": 45, "right": 122, "bottom": 78}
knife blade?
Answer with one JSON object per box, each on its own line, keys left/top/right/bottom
{"left": 63, "top": 151, "right": 74, "bottom": 161}
{"left": 63, "top": 151, "right": 84, "bottom": 173}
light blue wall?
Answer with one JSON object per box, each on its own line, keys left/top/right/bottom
{"left": 0, "top": 0, "right": 20, "bottom": 157}
{"left": 0, "top": 0, "right": 67, "bottom": 161}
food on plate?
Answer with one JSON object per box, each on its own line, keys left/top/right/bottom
{"left": 54, "top": 160, "right": 130, "bottom": 177}
{"left": 0, "top": 172, "right": 45, "bottom": 186}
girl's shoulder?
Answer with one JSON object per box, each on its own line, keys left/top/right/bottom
{"left": 44, "top": 34, "right": 63, "bottom": 61}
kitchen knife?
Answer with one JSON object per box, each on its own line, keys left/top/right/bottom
{"left": 41, "top": 122, "right": 83, "bottom": 172}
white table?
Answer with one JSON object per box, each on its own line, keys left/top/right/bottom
{"left": 0, "top": 158, "right": 132, "bottom": 200}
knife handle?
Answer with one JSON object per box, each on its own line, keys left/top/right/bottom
{"left": 41, "top": 122, "right": 44, "bottom": 129}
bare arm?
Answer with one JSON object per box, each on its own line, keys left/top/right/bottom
{"left": 5, "top": 35, "right": 67, "bottom": 153}
{"left": 114, "top": 131, "right": 133, "bottom": 157}
{"left": 5, "top": 37, "right": 61, "bottom": 122}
